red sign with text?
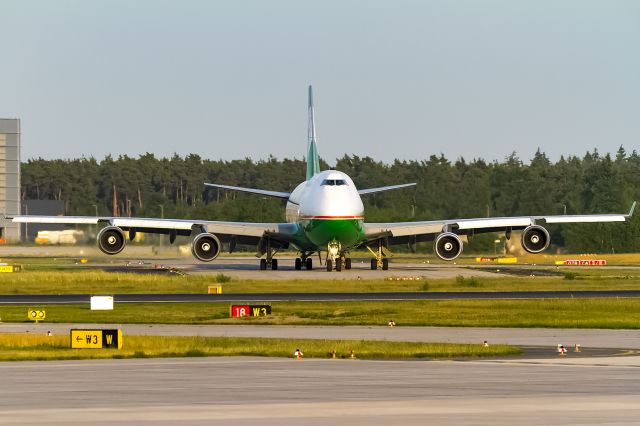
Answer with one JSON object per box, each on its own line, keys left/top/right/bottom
{"left": 230, "top": 305, "right": 272, "bottom": 317}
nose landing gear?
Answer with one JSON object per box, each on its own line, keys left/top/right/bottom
{"left": 325, "top": 241, "right": 352, "bottom": 272}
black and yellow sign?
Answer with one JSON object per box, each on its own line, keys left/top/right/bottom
{"left": 70, "top": 329, "right": 123, "bottom": 349}
{"left": 27, "top": 309, "right": 46, "bottom": 321}
{"left": 1, "top": 265, "right": 22, "bottom": 273}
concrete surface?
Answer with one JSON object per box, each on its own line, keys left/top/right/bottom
{"left": 1, "top": 356, "right": 639, "bottom": 425}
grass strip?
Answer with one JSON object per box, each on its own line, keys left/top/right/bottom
{"left": 2, "top": 298, "right": 640, "bottom": 328}
{"left": 3, "top": 270, "right": 640, "bottom": 294}
{"left": 0, "top": 333, "right": 519, "bottom": 361}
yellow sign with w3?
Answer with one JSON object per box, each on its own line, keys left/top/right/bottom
{"left": 70, "top": 329, "right": 123, "bottom": 349}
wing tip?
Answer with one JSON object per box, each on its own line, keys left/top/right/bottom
{"left": 627, "top": 201, "right": 637, "bottom": 218}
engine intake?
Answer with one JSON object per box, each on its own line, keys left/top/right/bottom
{"left": 434, "top": 232, "right": 463, "bottom": 261}
{"left": 191, "top": 233, "right": 221, "bottom": 262}
{"left": 521, "top": 225, "right": 550, "bottom": 253}
{"left": 97, "top": 226, "right": 126, "bottom": 255}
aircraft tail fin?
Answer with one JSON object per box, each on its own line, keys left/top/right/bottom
{"left": 306, "top": 85, "right": 321, "bottom": 180}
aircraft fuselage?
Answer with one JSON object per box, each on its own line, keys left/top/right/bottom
{"left": 285, "top": 170, "right": 365, "bottom": 251}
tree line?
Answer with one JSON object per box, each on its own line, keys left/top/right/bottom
{"left": 20, "top": 147, "right": 640, "bottom": 253}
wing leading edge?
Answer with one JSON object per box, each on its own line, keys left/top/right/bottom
{"left": 4, "top": 214, "right": 297, "bottom": 247}
{"left": 364, "top": 202, "right": 636, "bottom": 244}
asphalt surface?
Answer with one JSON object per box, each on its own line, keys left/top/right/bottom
{"left": 5, "top": 323, "right": 640, "bottom": 350}
{"left": 3, "top": 289, "right": 640, "bottom": 304}
{"left": 1, "top": 356, "right": 639, "bottom": 425}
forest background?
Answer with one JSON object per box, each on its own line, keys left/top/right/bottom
{"left": 20, "top": 147, "right": 640, "bottom": 253}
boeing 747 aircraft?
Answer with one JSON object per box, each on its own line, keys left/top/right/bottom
{"left": 6, "top": 87, "right": 636, "bottom": 271}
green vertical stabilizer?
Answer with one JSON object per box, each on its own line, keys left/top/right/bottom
{"left": 307, "top": 85, "right": 321, "bottom": 180}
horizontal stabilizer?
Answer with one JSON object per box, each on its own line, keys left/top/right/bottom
{"left": 358, "top": 183, "right": 416, "bottom": 195}
{"left": 204, "top": 183, "right": 291, "bottom": 199}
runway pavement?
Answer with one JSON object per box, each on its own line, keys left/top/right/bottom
{"left": 2, "top": 289, "right": 640, "bottom": 304}
{"left": 1, "top": 356, "right": 639, "bottom": 425}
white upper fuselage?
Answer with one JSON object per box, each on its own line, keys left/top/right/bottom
{"left": 285, "top": 170, "right": 364, "bottom": 223}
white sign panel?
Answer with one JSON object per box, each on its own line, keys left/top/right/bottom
{"left": 90, "top": 296, "right": 114, "bottom": 310}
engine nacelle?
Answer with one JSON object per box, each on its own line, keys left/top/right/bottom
{"left": 434, "top": 232, "right": 463, "bottom": 261}
{"left": 97, "top": 226, "right": 126, "bottom": 255}
{"left": 521, "top": 225, "right": 550, "bottom": 254}
{"left": 191, "top": 233, "right": 221, "bottom": 262}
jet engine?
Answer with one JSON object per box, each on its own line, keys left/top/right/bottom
{"left": 97, "top": 226, "right": 126, "bottom": 255}
{"left": 434, "top": 232, "right": 463, "bottom": 261}
{"left": 521, "top": 225, "right": 550, "bottom": 253}
{"left": 191, "top": 233, "right": 221, "bottom": 262}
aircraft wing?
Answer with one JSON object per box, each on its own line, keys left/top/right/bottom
{"left": 364, "top": 202, "right": 636, "bottom": 244}
{"left": 204, "top": 183, "right": 291, "bottom": 199}
{"left": 4, "top": 215, "right": 297, "bottom": 246}
{"left": 358, "top": 183, "right": 416, "bottom": 195}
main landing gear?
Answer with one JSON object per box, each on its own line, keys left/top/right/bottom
{"left": 294, "top": 253, "right": 314, "bottom": 271}
{"left": 259, "top": 238, "right": 279, "bottom": 270}
{"left": 367, "top": 240, "right": 390, "bottom": 270}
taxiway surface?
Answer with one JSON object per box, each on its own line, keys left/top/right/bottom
{"left": 1, "top": 356, "right": 639, "bottom": 425}
{"left": 5, "top": 323, "right": 640, "bottom": 350}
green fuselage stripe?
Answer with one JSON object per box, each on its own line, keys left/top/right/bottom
{"left": 295, "top": 218, "right": 365, "bottom": 251}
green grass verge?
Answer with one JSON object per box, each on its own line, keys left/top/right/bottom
{"left": 2, "top": 298, "right": 640, "bottom": 328}
{"left": 3, "top": 270, "right": 640, "bottom": 294}
{"left": 0, "top": 334, "right": 519, "bottom": 361}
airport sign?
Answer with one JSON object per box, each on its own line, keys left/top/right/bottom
{"left": 70, "top": 329, "right": 123, "bottom": 349}
{"left": 230, "top": 305, "right": 271, "bottom": 317}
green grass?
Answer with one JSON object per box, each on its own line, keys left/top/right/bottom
{"left": 0, "top": 334, "right": 518, "bottom": 361}
{"left": 2, "top": 298, "right": 640, "bottom": 328}
{"left": 4, "top": 269, "right": 640, "bottom": 294}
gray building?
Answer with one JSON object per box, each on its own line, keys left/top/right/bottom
{"left": 0, "top": 118, "right": 21, "bottom": 242}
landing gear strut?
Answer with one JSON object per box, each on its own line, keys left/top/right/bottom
{"left": 325, "top": 241, "right": 351, "bottom": 272}
{"left": 259, "top": 238, "right": 279, "bottom": 270}
{"left": 295, "top": 252, "right": 314, "bottom": 271}
{"left": 367, "top": 240, "right": 390, "bottom": 270}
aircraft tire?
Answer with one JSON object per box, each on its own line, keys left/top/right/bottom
{"left": 260, "top": 259, "right": 267, "bottom": 270}
{"left": 271, "top": 259, "right": 278, "bottom": 270}
{"left": 382, "top": 258, "right": 389, "bottom": 270}
{"left": 345, "top": 258, "right": 352, "bottom": 270}
{"left": 295, "top": 258, "right": 302, "bottom": 270}
{"left": 305, "top": 258, "right": 313, "bottom": 270}
{"left": 326, "top": 259, "right": 333, "bottom": 272}
{"left": 336, "top": 260, "right": 342, "bottom": 272}
{"left": 370, "top": 259, "right": 377, "bottom": 270}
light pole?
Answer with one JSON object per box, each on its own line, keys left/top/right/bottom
{"left": 22, "top": 204, "right": 28, "bottom": 242}
{"left": 562, "top": 204, "right": 567, "bottom": 215}
{"left": 91, "top": 204, "right": 99, "bottom": 238}
{"left": 485, "top": 204, "right": 490, "bottom": 218}
{"left": 157, "top": 204, "right": 164, "bottom": 247}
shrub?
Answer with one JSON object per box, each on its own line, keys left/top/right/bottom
{"left": 215, "top": 273, "right": 232, "bottom": 283}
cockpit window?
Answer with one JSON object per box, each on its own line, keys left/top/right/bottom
{"left": 321, "top": 179, "right": 347, "bottom": 186}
